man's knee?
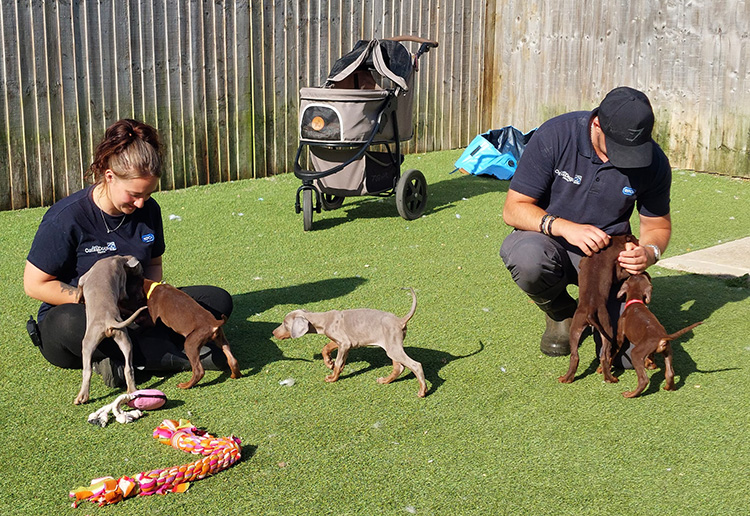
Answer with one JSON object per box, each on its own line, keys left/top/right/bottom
{"left": 501, "top": 231, "right": 567, "bottom": 295}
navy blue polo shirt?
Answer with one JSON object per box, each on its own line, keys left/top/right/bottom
{"left": 509, "top": 110, "right": 671, "bottom": 250}
{"left": 27, "top": 184, "right": 165, "bottom": 321}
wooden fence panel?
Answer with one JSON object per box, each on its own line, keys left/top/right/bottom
{"left": 0, "top": 0, "right": 748, "bottom": 210}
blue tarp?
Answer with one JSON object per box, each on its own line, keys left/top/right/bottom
{"left": 454, "top": 126, "right": 536, "bottom": 180}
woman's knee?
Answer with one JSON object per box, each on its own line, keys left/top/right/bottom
{"left": 38, "top": 304, "right": 87, "bottom": 368}
{"left": 178, "top": 285, "right": 233, "bottom": 319}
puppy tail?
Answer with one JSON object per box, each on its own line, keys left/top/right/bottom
{"left": 664, "top": 321, "right": 704, "bottom": 343}
{"left": 108, "top": 305, "right": 149, "bottom": 332}
{"left": 400, "top": 287, "right": 418, "bottom": 327}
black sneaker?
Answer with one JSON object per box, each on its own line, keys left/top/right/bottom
{"left": 93, "top": 357, "right": 126, "bottom": 388}
{"left": 157, "top": 345, "right": 227, "bottom": 372}
{"left": 200, "top": 345, "right": 228, "bottom": 370}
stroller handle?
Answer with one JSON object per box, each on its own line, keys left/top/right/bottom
{"left": 385, "top": 35, "right": 438, "bottom": 61}
{"left": 385, "top": 35, "right": 439, "bottom": 48}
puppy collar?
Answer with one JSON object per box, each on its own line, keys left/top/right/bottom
{"left": 146, "top": 281, "right": 162, "bottom": 300}
{"left": 625, "top": 299, "right": 645, "bottom": 309}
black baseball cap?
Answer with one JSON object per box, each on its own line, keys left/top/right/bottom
{"left": 597, "top": 87, "right": 655, "bottom": 168}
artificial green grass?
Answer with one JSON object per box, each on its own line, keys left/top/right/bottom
{"left": 0, "top": 150, "right": 748, "bottom": 515}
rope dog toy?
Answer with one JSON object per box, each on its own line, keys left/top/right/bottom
{"left": 87, "top": 389, "right": 167, "bottom": 427}
{"left": 69, "top": 419, "right": 241, "bottom": 507}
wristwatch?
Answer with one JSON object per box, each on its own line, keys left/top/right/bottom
{"left": 644, "top": 244, "right": 661, "bottom": 263}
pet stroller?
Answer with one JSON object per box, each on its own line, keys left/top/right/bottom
{"left": 293, "top": 36, "right": 438, "bottom": 230}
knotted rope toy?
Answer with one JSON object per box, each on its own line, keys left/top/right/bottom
{"left": 87, "top": 389, "right": 167, "bottom": 427}
{"left": 69, "top": 419, "right": 241, "bottom": 507}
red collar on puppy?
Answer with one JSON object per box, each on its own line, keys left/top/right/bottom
{"left": 625, "top": 299, "right": 645, "bottom": 309}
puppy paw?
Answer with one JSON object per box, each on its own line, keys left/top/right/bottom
{"left": 557, "top": 376, "right": 573, "bottom": 383}
{"left": 324, "top": 374, "right": 339, "bottom": 383}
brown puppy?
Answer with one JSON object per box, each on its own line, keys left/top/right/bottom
{"left": 558, "top": 234, "right": 637, "bottom": 385}
{"left": 272, "top": 288, "right": 427, "bottom": 397}
{"left": 616, "top": 273, "right": 703, "bottom": 397}
{"left": 143, "top": 279, "right": 241, "bottom": 389}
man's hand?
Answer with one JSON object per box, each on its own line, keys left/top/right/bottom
{"left": 553, "top": 219, "right": 611, "bottom": 256}
{"left": 619, "top": 243, "right": 653, "bottom": 275}
{"left": 619, "top": 213, "right": 672, "bottom": 275}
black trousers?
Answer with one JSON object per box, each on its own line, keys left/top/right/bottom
{"left": 36, "top": 285, "right": 233, "bottom": 371}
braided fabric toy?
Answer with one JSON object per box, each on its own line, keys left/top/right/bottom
{"left": 69, "top": 419, "right": 241, "bottom": 507}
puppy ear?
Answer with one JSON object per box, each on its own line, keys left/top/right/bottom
{"left": 616, "top": 283, "right": 628, "bottom": 299}
{"left": 644, "top": 284, "right": 653, "bottom": 304}
{"left": 290, "top": 316, "right": 311, "bottom": 338}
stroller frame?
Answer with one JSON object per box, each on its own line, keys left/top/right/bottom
{"left": 293, "top": 36, "right": 438, "bottom": 231}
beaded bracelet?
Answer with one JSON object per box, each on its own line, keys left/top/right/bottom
{"left": 539, "top": 213, "right": 557, "bottom": 236}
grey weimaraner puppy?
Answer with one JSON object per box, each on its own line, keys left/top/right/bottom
{"left": 273, "top": 288, "right": 427, "bottom": 397}
{"left": 74, "top": 255, "right": 147, "bottom": 405}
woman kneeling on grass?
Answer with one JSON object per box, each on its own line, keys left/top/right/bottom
{"left": 24, "top": 118, "right": 234, "bottom": 388}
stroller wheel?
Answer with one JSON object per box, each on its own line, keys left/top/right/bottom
{"left": 396, "top": 169, "right": 427, "bottom": 220}
{"left": 321, "top": 193, "right": 345, "bottom": 211}
{"left": 302, "top": 189, "right": 314, "bottom": 231}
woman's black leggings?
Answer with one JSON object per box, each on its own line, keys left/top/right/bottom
{"left": 36, "top": 285, "right": 233, "bottom": 371}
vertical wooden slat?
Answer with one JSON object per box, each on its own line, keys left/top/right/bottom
{"left": 236, "top": 0, "right": 252, "bottom": 179}
{"left": 31, "top": 0, "right": 53, "bottom": 207}
{"left": 249, "top": 0, "right": 267, "bottom": 177}
{"left": 0, "top": 4, "right": 9, "bottom": 210}
{"left": 202, "top": 0, "right": 219, "bottom": 184}
{"left": 0, "top": 0, "right": 23, "bottom": 210}
{"left": 149, "top": 0, "right": 171, "bottom": 188}
{"left": 18, "top": 0, "right": 38, "bottom": 208}
{"left": 219, "top": 1, "right": 234, "bottom": 181}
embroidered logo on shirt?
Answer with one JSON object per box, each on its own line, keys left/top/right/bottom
{"left": 622, "top": 186, "right": 636, "bottom": 196}
{"left": 554, "top": 168, "right": 582, "bottom": 185}
{"left": 84, "top": 242, "right": 117, "bottom": 254}
{"left": 142, "top": 233, "right": 155, "bottom": 243}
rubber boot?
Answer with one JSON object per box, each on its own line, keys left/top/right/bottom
{"left": 540, "top": 315, "right": 572, "bottom": 356}
{"left": 534, "top": 292, "right": 577, "bottom": 357}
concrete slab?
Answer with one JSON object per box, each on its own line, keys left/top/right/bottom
{"left": 658, "top": 236, "right": 750, "bottom": 277}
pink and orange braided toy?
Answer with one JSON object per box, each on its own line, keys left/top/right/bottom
{"left": 69, "top": 419, "right": 241, "bottom": 507}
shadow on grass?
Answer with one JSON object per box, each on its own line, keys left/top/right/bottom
{"left": 575, "top": 272, "right": 746, "bottom": 396}
{"left": 308, "top": 340, "right": 485, "bottom": 397}
{"left": 303, "top": 172, "right": 509, "bottom": 231}
{"left": 229, "top": 277, "right": 368, "bottom": 376}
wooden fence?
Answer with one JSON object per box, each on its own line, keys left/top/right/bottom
{"left": 1, "top": 0, "right": 748, "bottom": 211}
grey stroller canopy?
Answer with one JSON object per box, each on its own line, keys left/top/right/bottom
{"left": 326, "top": 39, "right": 414, "bottom": 90}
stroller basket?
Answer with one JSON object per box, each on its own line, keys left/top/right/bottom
{"left": 310, "top": 146, "right": 401, "bottom": 196}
